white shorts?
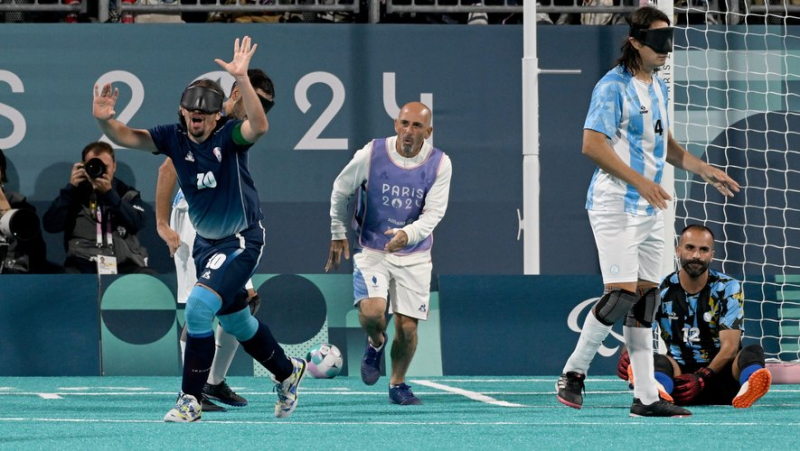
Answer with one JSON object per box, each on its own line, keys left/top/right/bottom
{"left": 171, "top": 206, "right": 197, "bottom": 304}
{"left": 352, "top": 250, "right": 432, "bottom": 321}
{"left": 588, "top": 210, "right": 664, "bottom": 285}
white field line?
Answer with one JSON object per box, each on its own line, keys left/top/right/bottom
{"left": 1, "top": 417, "right": 800, "bottom": 427}
{"left": 37, "top": 394, "right": 63, "bottom": 399}
{"left": 411, "top": 379, "right": 527, "bottom": 407}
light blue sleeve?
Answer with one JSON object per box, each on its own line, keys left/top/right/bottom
{"left": 719, "top": 279, "right": 745, "bottom": 331}
{"left": 583, "top": 80, "right": 623, "bottom": 140}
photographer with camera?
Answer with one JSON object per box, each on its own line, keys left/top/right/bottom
{"left": 43, "top": 141, "right": 154, "bottom": 274}
{"left": 0, "top": 148, "right": 48, "bottom": 274}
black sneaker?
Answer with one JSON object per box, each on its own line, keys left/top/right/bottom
{"left": 630, "top": 398, "right": 691, "bottom": 417}
{"left": 204, "top": 380, "right": 248, "bottom": 407}
{"left": 201, "top": 395, "right": 227, "bottom": 412}
{"left": 556, "top": 372, "right": 586, "bottom": 409}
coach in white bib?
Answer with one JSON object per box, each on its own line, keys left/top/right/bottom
{"left": 326, "top": 102, "right": 452, "bottom": 406}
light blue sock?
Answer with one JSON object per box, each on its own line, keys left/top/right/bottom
{"left": 654, "top": 372, "right": 674, "bottom": 394}
{"left": 739, "top": 364, "right": 763, "bottom": 386}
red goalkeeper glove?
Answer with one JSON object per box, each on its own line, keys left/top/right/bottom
{"left": 673, "top": 367, "right": 715, "bottom": 404}
{"left": 617, "top": 349, "right": 631, "bottom": 381}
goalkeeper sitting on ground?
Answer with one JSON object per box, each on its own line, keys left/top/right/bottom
{"left": 618, "top": 224, "right": 771, "bottom": 408}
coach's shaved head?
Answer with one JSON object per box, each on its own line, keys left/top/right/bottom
{"left": 394, "top": 102, "right": 433, "bottom": 158}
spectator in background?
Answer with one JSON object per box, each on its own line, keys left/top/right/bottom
{"left": 0, "top": 148, "right": 48, "bottom": 274}
{"left": 42, "top": 141, "right": 154, "bottom": 274}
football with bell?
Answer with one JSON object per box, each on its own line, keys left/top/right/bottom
{"left": 306, "top": 343, "right": 344, "bottom": 379}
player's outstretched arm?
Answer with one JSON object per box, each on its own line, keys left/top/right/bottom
{"left": 93, "top": 83, "right": 157, "bottom": 153}
{"left": 665, "top": 130, "right": 739, "bottom": 197}
{"left": 155, "top": 158, "right": 181, "bottom": 257}
{"left": 215, "top": 36, "right": 268, "bottom": 143}
{"left": 582, "top": 129, "right": 672, "bottom": 210}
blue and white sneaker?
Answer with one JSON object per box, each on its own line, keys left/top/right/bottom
{"left": 272, "top": 357, "right": 307, "bottom": 418}
{"left": 361, "top": 332, "right": 387, "bottom": 386}
{"left": 163, "top": 392, "right": 202, "bottom": 423}
{"left": 389, "top": 383, "right": 422, "bottom": 405}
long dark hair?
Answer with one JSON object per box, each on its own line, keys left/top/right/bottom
{"left": 615, "top": 6, "right": 671, "bottom": 75}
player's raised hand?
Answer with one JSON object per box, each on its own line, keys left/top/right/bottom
{"left": 635, "top": 179, "right": 672, "bottom": 210}
{"left": 325, "top": 239, "right": 350, "bottom": 272}
{"left": 701, "top": 165, "right": 740, "bottom": 197}
{"left": 93, "top": 83, "right": 119, "bottom": 121}
{"left": 215, "top": 36, "right": 256, "bottom": 78}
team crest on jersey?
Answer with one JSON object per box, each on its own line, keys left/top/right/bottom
{"left": 185, "top": 151, "right": 195, "bottom": 162}
{"left": 640, "top": 105, "right": 649, "bottom": 114}
{"left": 213, "top": 147, "right": 222, "bottom": 162}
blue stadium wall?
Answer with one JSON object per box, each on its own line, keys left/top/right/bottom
{"left": 0, "top": 25, "right": 783, "bottom": 376}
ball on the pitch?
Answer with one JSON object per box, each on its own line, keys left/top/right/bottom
{"left": 306, "top": 343, "right": 344, "bottom": 379}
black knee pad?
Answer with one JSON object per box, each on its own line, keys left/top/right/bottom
{"left": 653, "top": 353, "right": 674, "bottom": 377}
{"left": 594, "top": 288, "right": 638, "bottom": 326}
{"left": 737, "top": 344, "right": 766, "bottom": 369}
{"left": 625, "top": 287, "right": 660, "bottom": 327}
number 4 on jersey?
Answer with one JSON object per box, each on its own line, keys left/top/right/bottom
{"left": 655, "top": 119, "right": 664, "bottom": 136}
{"left": 196, "top": 171, "right": 217, "bottom": 190}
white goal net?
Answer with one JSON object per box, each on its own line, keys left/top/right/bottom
{"left": 671, "top": 2, "right": 800, "bottom": 372}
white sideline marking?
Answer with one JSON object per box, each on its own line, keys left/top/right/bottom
{"left": 59, "top": 387, "right": 150, "bottom": 391}
{"left": 1, "top": 417, "right": 800, "bottom": 427}
{"left": 37, "top": 394, "right": 62, "bottom": 399}
{"left": 411, "top": 380, "right": 526, "bottom": 407}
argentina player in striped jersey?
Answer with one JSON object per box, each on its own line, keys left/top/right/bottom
{"left": 93, "top": 37, "right": 306, "bottom": 423}
{"left": 618, "top": 225, "right": 771, "bottom": 408}
{"left": 555, "top": 6, "right": 740, "bottom": 417}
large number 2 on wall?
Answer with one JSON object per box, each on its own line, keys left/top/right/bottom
{"left": 95, "top": 71, "right": 145, "bottom": 148}
{"left": 294, "top": 71, "right": 348, "bottom": 150}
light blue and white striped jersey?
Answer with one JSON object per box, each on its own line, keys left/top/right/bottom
{"left": 584, "top": 65, "right": 669, "bottom": 216}
{"left": 172, "top": 189, "right": 187, "bottom": 211}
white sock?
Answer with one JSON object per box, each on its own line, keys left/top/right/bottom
{"left": 369, "top": 335, "right": 386, "bottom": 351}
{"left": 563, "top": 312, "right": 613, "bottom": 374}
{"left": 180, "top": 339, "right": 186, "bottom": 366}
{"left": 624, "top": 325, "right": 659, "bottom": 405}
{"left": 208, "top": 324, "right": 240, "bottom": 386}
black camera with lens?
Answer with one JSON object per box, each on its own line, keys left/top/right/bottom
{"left": 84, "top": 158, "right": 107, "bottom": 178}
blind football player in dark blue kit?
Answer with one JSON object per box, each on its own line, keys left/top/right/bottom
{"left": 93, "top": 36, "right": 306, "bottom": 423}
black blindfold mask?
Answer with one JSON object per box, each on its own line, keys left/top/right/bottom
{"left": 260, "top": 96, "right": 275, "bottom": 115}
{"left": 180, "top": 86, "right": 224, "bottom": 114}
{"left": 631, "top": 27, "right": 674, "bottom": 54}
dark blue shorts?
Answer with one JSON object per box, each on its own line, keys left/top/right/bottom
{"left": 193, "top": 222, "right": 264, "bottom": 315}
